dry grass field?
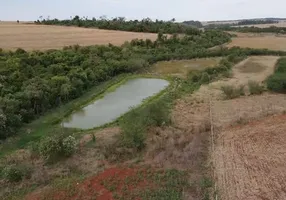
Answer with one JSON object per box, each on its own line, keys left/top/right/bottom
{"left": 0, "top": 22, "right": 158, "bottom": 51}
{"left": 150, "top": 57, "right": 222, "bottom": 78}
{"left": 226, "top": 30, "right": 286, "bottom": 51}
{"left": 227, "top": 35, "right": 286, "bottom": 51}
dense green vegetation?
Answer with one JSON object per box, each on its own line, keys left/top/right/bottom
{"left": 182, "top": 20, "right": 203, "bottom": 28}
{"left": 267, "top": 57, "right": 286, "bottom": 93}
{"left": 35, "top": 16, "right": 201, "bottom": 35}
{"left": 237, "top": 19, "right": 278, "bottom": 26}
{"left": 0, "top": 31, "right": 232, "bottom": 139}
{"left": 207, "top": 25, "right": 286, "bottom": 34}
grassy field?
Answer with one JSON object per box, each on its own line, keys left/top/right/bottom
{"left": 0, "top": 22, "right": 158, "bottom": 50}
{"left": 150, "top": 58, "right": 222, "bottom": 78}
{"left": 227, "top": 33, "right": 286, "bottom": 51}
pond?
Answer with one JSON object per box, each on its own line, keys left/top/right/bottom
{"left": 62, "top": 78, "right": 169, "bottom": 129}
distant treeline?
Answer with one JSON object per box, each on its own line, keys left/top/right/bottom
{"left": 182, "top": 20, "right": 203, "bottom": 28}
{"left": 213, "top": 26, "right": 286, "bottom": 34}
{"left": 237, "top": 19, "right": 278, "bottom": 26}
{"left": 35, "top": 16, "right": 200, "bottom": 35}
{"left": 205, "top": 19, "right": 279, "bottom": 29}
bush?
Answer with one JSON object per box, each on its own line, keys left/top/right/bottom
{"left": 120, "top": 100, "right": 170, "bottom": 150}
{"left": 200, "top": 72, "right": 210, "bottom": 84}
{"left": 39, "top": 135, "right": 77, "bottom": 161}
{"left": 120, "top": 109, "right": 147, "bottom": 150}
{"left": 248, "top": 81, "right": 264, "bottom": 95}
{"left": 267, "top": 73, "right": 286, "bottom": 93}
{"left": 221, "top": 85, "right": 245, "bottom": 99}
{"left": 1, "top": 165, "right": 31, "bottom": 182}
{"left": 62, "top": 136, "right": 77, "bottom": 156}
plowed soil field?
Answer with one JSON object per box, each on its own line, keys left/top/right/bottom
{"left": 213, "top": 114, "right": 286, "bottom": 200}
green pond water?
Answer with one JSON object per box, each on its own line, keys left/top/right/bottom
{"left": 62, "top": 78, "right": 169, "bottom": 129}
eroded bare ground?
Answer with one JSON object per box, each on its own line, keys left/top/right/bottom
{"left": 213, "top": 114, "right": 286, "bottom": 200}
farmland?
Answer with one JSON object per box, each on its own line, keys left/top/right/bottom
{"left": 227, "top": 32, "right": 286, "bottom": 51}
{"left": 0, "top": 18, "right": 286, "bottom": 200}
{"left": 0, "top": 22, "right": 158, "bottom": 50}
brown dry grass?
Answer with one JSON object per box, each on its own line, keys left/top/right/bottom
{"left": 0, "top": 22, "right": 158, "bottom": 51}
{"left": 191, "top": 56, "right": 278, "bottom": 101}
{"left": 213, "top": 114, "right": 286, "bottom": 200}
{"left": 227, "top": 32, "right": 286, "bottom": 51}
{"left": 150, "top": 58, "right": 221, "bottom": 78}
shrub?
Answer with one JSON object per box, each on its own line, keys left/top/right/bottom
{"left": 221, "top": 85, "right": 245, "bottom": 99}
{"left": 120, "top": 109, "right": 147, "bottom": 150}
{"left": 1, "top": 165, "right": 31, "bottom": 182}
{"left": 200, "top": 72, "right": 210, "bottom": 84}
{"left": 267, "top": 73, "right": 286, "bottom": 93}
{"left": 146, "top": 101, "right": 170, "bottom": 126}
{"left": 120, "top": 100, "right": 170, "bottom": 150}
{"left": 248, "top": 81, "right": 264, "bottom": 95}
{"left": 62, "top": 136, "right": 77, "bottom": 156}
{"left": 39, "top": 135, "right": 77, "bottom": 161}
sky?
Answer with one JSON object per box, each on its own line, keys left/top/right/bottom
{"left": 0, "top": 0, "right": 285, "bottom": 22}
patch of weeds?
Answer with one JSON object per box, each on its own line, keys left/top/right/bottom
{"left": 37, "top": 134, "right": 77, "bottom": 162}
{"left": 248, "top": 80, "right": 264, "bottom": 95}
{"left": 1, "top": 164, "right": 32, "bottom": 182}
{"left": 120, "top": 100, "right": 171, "bottom": 151}
{"left": 200, "top": 177, "right": 213, "bottom": 200}
{"left": 221, "top": 85, "right": 245, "bottom": 99}
{"left": 200, "top": 176, "right": 213, "bottom": 189}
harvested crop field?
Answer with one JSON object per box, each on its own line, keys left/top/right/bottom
{"left": 227, "top": 33, "right": 286, "bottom": 51}
{"left": 0, "top": 22, "right": 158, "bottom": 50}
{"left": 213, "top": 114, "right": 286, "bottom": 200}
{"left": 150, "top": 57, "right": 221, "bottom": 78}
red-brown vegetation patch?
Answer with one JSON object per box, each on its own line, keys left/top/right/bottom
{"left": 25, "top": 166, "right": 188, "bottom": 200}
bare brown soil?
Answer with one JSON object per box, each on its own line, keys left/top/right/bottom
{"left": 213, "top": 114, "right": 286, "bottom": 200}
{"left": 0, "top": 22, "right": 158, "bottom": 50}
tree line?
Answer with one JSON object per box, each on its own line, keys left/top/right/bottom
{"left": 237, "top": 19, "right": 278, "bottom": 26}
{"left": 205, "top": 19, "right": 278, "bottom": 29}
{"left": 206, "top": 24, "right": 286, "bottom": 34}
{"left": 35, "top": 16, "right": 201, "bottom": 35}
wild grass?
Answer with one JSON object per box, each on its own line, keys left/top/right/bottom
{"left": 120, "top": 99, "right": 171, "bottom": 150}
{"left": 221, "top": 85, "right": 245, "bottom": 99}
{"left": 267, "top": 57, "right": 286, "bottom": 93}
{"left": 248, "top": 80, "right": 264, "bottom": 95}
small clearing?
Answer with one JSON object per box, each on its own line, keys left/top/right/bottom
{"left": 190, "top": 56, "right": 279, "bottom": 101}
{"left": 151, "top": 58, "right": 221, "bottom": 78}
{"left": 0, "top": 22, "right": 158, "bottom": 50}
